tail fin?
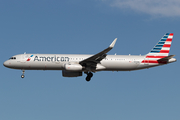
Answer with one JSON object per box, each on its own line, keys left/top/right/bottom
{"left": 142, "top": 33, "right": 174, "bottom": 64}
{"left": 146, "top": 33, "right": 173, "bottom": 57}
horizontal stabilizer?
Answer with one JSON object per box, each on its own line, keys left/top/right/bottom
{"left": 158, "top": 55, "right": 175, "bottom": 61}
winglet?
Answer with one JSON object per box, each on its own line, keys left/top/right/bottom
{"left": 109, "top": 38, "right": 117, "bottom": 48}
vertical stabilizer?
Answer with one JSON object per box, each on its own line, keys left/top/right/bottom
{"left": 142, "top": 33, "right": 174, "bottom": 64}
{"left": 146, "top": 33, "right": 173, "bottom": 57}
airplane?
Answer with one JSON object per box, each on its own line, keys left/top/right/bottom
{"left": 3, "top": 33, "right": 176, "bottom": 81}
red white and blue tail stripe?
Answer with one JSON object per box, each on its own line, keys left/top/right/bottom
{"left": 142, "top": 33, "right": 173, "bottom": 64}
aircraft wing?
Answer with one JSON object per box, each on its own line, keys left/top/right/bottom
{"left": 79, "top": 38, "right": 117, "bottom": 65}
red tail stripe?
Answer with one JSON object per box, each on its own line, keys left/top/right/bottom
{"left": 166, "top": 38, "right": 172, "bottom": 42}
{"left": 160, "top": 50, "right": 169, "bottom": 53}
{"left": 163, "top": 44, "right": 171, "bottom": 47}
{"left": 169, "top": 33, "right": 173, "bottom": 36}
{"left": 146, "top": 56, "right": 166, "bottom": 58}
{"left": 141, "top": 60, "right": 167, "bottom": 64}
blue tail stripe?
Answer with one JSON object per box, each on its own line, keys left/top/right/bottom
{"left": 160, "top": 39, "right": 167, "bottom": 41}
{"left": 158, "top": 42, "right": 165, "bottom": 44}
{"left": 153, "top": 48, "right": 161, "bottom": 50}
{"left": 163, "top": 36, "right": 168, "bottom": 38}
{"left": 150, "top": 51, "right": 161, "bottom": 53}
{"left": 155, "top": 45, "right": 163, "bottom": 47}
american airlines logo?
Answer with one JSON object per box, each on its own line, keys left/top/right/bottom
{"left": 26, "top": 55, "right": 34, "bottom": 61}
{"left": 34, "top": 56, "right": 70, "bottom": 62}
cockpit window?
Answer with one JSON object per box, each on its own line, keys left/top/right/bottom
{"left": 9, "top": 57, "right": 16, "bottom": 60}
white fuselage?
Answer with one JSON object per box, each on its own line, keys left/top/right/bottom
{"left": 3, "top": 33, "right": 176, "bottom": 81}
{"left": 3, "top": 54, "right": 175, "bottom": 71}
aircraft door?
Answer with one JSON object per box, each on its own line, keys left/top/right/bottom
{"left": 20, "top": 54, "right": 27, "bottom": 63}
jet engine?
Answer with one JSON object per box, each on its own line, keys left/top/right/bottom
{"left": 62, "top": 70, "right": 82, "bottom": 77}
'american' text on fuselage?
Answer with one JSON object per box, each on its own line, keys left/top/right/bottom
{"left": 34, "top": 56, "right": 70, "bottom": 62}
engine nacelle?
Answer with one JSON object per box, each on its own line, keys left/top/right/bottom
{"left": 64, "top": 63, "right": 82, "bottom": 71}
{"left": 62, "top": 70, "right": 82, "bottom": 77}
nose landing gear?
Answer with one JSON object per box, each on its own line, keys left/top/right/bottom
{"left": 21, "top": 70, "right": 25, "bottom": 78}
{"left": 85, "top": 72, "right": 93, "bottom": 82}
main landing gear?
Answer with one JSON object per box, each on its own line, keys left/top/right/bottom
{"left": 21, "top": 70, "right": 25, "bottom": 78}
{"left": 85, "top": 72, "right": 93, "bottom": 82}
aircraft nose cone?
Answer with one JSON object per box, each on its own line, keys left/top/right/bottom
{"left": 3, "top": 61, "right": 9, "bottom": 67}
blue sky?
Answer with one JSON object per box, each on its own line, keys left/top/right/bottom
{"left": 1, "top": 0, "right": 179, "bottom": 120}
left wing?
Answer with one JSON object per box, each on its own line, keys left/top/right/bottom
{"left": 79, "top": 38, "right": 117, "bottom": 65}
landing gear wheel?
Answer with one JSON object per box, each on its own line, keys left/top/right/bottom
{"left": 21, "top": 75, "right": 25, "bottom": 78}
{"left": 85, "top": 72, "right": 93, "bottom": 82}
{"left": 86, "top": 76, "right": 91, "bottom": 81}
{"left": 21, "top": 70, "right": 25, "bottom": 78}
{"left": 89, "top": 72, "right": 93, "bottom": 78}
